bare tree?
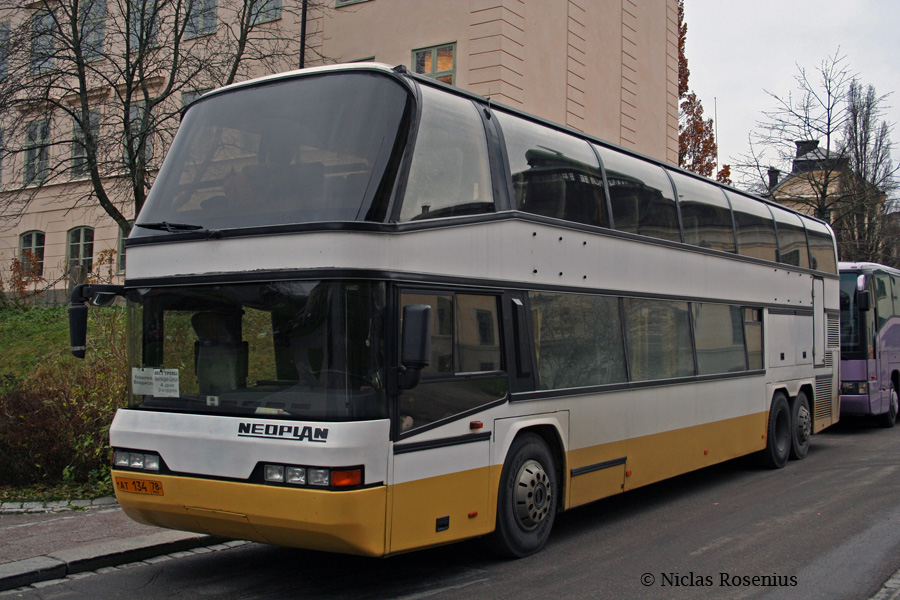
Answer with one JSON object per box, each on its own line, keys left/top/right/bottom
{"left": 0, "top": 0, "right": 326, "bottom": 237}
{"left": 735, "top": 51, "right": 897, "bottom": 263}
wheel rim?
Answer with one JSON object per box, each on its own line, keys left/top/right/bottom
{"left": 796, "top": 404, "right": 812, "bottom": 445}
{"left": 514, "top": 459, "right": 552, "bottom": 531}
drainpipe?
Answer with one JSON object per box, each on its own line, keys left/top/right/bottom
{"left": 299, "top": 0, "right": 308, "bottom": 69}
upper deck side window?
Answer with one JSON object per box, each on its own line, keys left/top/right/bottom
{"left": 803, "top": 218, "right": 837, "bottom": 274}
{"left": 669, "top": 170, "right": 735, "bottom": 253}
{"left": 133, "top": 72, "right": 411, "bottom": 235}
{"left": 593, "top": 145, "right": 680, "bottom": 243}
{"left": 769, "top": 205, "right": 810, "bottom": 269}
{"left": 726, "top": 191, "right": 778, "bottom": 263}
{"left": 398, "top": 85, "right": 493, "bottom": 222}
{"left": 495, "top": 111, "right": 608, "bottom": 228}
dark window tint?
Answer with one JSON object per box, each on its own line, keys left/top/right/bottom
{"left": 401, "top": 86, "right": 493, "bottom": 221}
{"left": 497, "top": 112, "right": 608, "bottom": 228}
{"left": 623, "top": 298, "right": 694, "bottom": 380}
{"left": 770, "top": 206, "right": 809, "bottom": 268}
{"left": 693, "top": 303, "right": 746, "bottom": 374}
{"left": 594, "top": 145, "right": 680, "bottom": 242}
{"left": 726, "top": 191, "right": 777, "bottom": 262}
{"left": 529, "top": 292, "right": 626, "bottom": 390}
{"left": 398, "top": 292, "right": 506, "bottom": 432}
{"left": 875, "top": 273, "right": 892, "bottom": 330}
{"left": 804, "top": 219, "right": 837, "bottom": 273}
{"left": 743, "top": 308, "right": 764, "bottom": 370}
{"left": 670, "top": 171, "right": 734, "bottom": 252}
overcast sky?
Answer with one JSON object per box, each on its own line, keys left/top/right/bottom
{"left": 683, "top": 0, "right": 900, "bottom": 189}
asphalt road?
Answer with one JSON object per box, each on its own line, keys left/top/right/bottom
{"left": 5, "top": 417, "right": 899, "bottom": 600}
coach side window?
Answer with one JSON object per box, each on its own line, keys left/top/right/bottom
{"left": 593, "top": 145, "right": 681, "bottom": 243}
{"left": 623, "top": 298, "right": 694, "bottom": 380}
{"left": 398, "top": 291, "right": 506, "bottom": 433}
{"left": 669, "top": 171, "right": 735, "bottom": 253}
{"left": 496, "top": 112, "right": 609, "bottom": 228}
{"left": 770, "top": 206, "right": 810, "bottom": 269}
{"left": 529, "top": 292, "right": 626, "bottom": 390}
{"left": 726, "top": 191, "right": 778, "bottom": 263}
{"left": 804, "top": 219, "right": 837, "bottom": 274}
{"left": 400, "top": 86, "right": 494, "bottom": 222}
{"left": 692, "top": 303, "right": 747, "bottom": 375}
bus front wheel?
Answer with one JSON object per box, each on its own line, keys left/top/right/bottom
{"left": 762, "top": 392, "right": 791, "bottom": 469}
{"left": 489, "top": 433, "right": 557, "bottom": 558}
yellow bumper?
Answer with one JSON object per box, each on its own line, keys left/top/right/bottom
{"left": 112, "top": 471, "right": 387, "bottom": 557}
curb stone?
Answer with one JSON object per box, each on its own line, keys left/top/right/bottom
{"left": 0, "top": 497, "right": 119, "bottom": 514}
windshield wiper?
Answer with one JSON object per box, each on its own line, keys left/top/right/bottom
{"left": 136, "top": 221, "right": 205, "bottom": 233}
{"left": 135, "top": 221, "right": 224, "bottom": 239}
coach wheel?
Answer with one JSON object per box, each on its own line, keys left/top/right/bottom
{"left": 763, "top": 392, "right": 791, "bottom": 469}
{"left": 878, "top": 382, "right": 898, "bottom": 428}
{"left": 790, "top": 391, "right": 811, "bottom": 460}
{"left": 489, "top": 433, "right": 557, "bottom": 558}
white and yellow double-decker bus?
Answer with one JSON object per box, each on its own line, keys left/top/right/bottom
{"left": 70, "top": 63, "right": 840, "bottom": 558}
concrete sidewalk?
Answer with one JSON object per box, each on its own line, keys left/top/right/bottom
{"left": 0, "top": 497, "right": 230, "bottom": 591}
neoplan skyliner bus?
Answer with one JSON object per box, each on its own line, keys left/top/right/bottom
{"left": 69, "top": 63, "right": 840, "bottom": 558}
{"left": 839, "top": 261, "right": 900, "bottom": 426}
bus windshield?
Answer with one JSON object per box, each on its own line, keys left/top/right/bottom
{"left": 126, "top": 281, "right": 387, "bottom": 421}
{"left": 133, "top": 72, "right": 410, "bottom": 234}
{"left": 840, "top": 271, "right": 865, "bottom": 357}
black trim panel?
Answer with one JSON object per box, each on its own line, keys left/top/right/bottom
{"left": 394, "top": 432, "right": 492, "bottom": 455}
{"left": 571, "top": 456, "right": 627, "bottom": 477}
{"left": 769, "top": 307, "right": 815, "bottom": 317}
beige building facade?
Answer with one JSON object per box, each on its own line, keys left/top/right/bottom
{"left": 0, "top": 0, "right": 678, "bottom": 300}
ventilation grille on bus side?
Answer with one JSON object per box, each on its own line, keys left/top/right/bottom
{"left": 814, "top": 376, "right": 833, "bottom": 421}
{"left": 824, "top": 353, "right": 833, "bottom": 369}
{"left": 827, "top": 315, "right": 840, "bottom": 348}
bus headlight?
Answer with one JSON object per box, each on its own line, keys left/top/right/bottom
{"left": 112, "top": 449, "right": 161, "bottom": 472}
{"left": 260, "top": 463, "right": 362, "bottom": 488}
{"left": 841, "top": 381, "right": 867, "bottom": 395}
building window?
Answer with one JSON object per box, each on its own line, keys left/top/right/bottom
{"left": 186, "top": 0, "right": 216, "bottom": 38}
{"left": 25, "top": 119, "right": 50, "bottom": 185}
{"left": 117, "top": 221, "right": 133, "bottom": 273}
{"left": 19, "top": 231, "right": 45, "bottom": 277}
{"left": 182, "top": 88, "right": 212, "bottom": 108}
{"left": 250, "top": 0, "right": 281, "bottom": 25}
{"left": 72, "top": 110, "right": 101, "bottom": 178}
{"left": 31, "top": 9, "right": 55, "bottom": 74}
{"left": 129, "top": 0, "right": 158, "bottom": 49}
{"left": 68, "top": 226, "right": 94, "bottom": 274}
{"left": 0, "top": 21, "right": 10, "bottom": 79}
{"left": 412, "top": 43, "right": 455, "bottom": 85}
{"left": 80, "top": 0, "right": 106, "bottom": 60}
{"left": 128, "top": 100, "right": 153, "bottom": 164}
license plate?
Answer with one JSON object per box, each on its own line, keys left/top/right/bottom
{"left": 115, "top": 476, "right": 164, "bottom": 496}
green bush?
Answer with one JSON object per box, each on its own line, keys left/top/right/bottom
{"left": 0, "top": 305, "right": 126, "bottom": 488}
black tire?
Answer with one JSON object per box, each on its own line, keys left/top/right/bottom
{"left": 877, "top": 382, "right": 898, "bottom": 428}
{"left": 488, "top": 433, "right": 557, "bottom": 558}
{"left": 789, "top": 391, "right": 811, "bottom": 460}
{"left": 762, "top": 392, "right": 791, "bottom": 469}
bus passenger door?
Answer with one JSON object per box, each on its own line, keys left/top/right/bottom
{"left": 388, "top": 289, "right": 507, "bottom": 554}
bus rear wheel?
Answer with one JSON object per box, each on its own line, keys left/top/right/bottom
{"left": 762, "top": 392, "right": 791, "bottom": 469}
{"left": 878, "top": 382, "right": 898, "bottom": 428}
{"left": 489, "top": 433, "right": 557, "bottom": 558}
{"left": 790, "top": 391, "right": 811, "bottom": 460}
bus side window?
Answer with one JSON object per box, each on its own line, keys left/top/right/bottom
{"left": 669, "top": 171, "right": 735, "bottom": 253}
{"left": 496, "top": 111, "right": 608, "bottom": 228}
{"left": 593, "top": 144, "right": 680, "bottom": 243}
{"left": 529, "top": 291, "right": 626, "bottom": 390}
{"left": 875, "top": 273, "right": 892, "bottom": 329}
{"left": 398, "top": 292, "right": 506, "bottom": 433}
{"left": 623, "top": 298, "right": 694, "bottom": 380}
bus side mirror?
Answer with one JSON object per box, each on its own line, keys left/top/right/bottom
{"left": 68, "top": 283, "right": 126, "bottom": 358}
{"left": 399, "top": 304, "right": 431, "bottom": 390}
{"left": 858, "top": 290, "right": 871, "bottom": 312}
{"left": 69, "top": 303, "right": 89, "bottom": 359}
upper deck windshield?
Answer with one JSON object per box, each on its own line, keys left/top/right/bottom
{"left": 840, "top": 271, "right": 865, "bottom": 358}
{"left": 126, "top": 281, "right": 386, "bottom": 421}
{"left": 133, "top": 72, "right": 410, "bottom": 235}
